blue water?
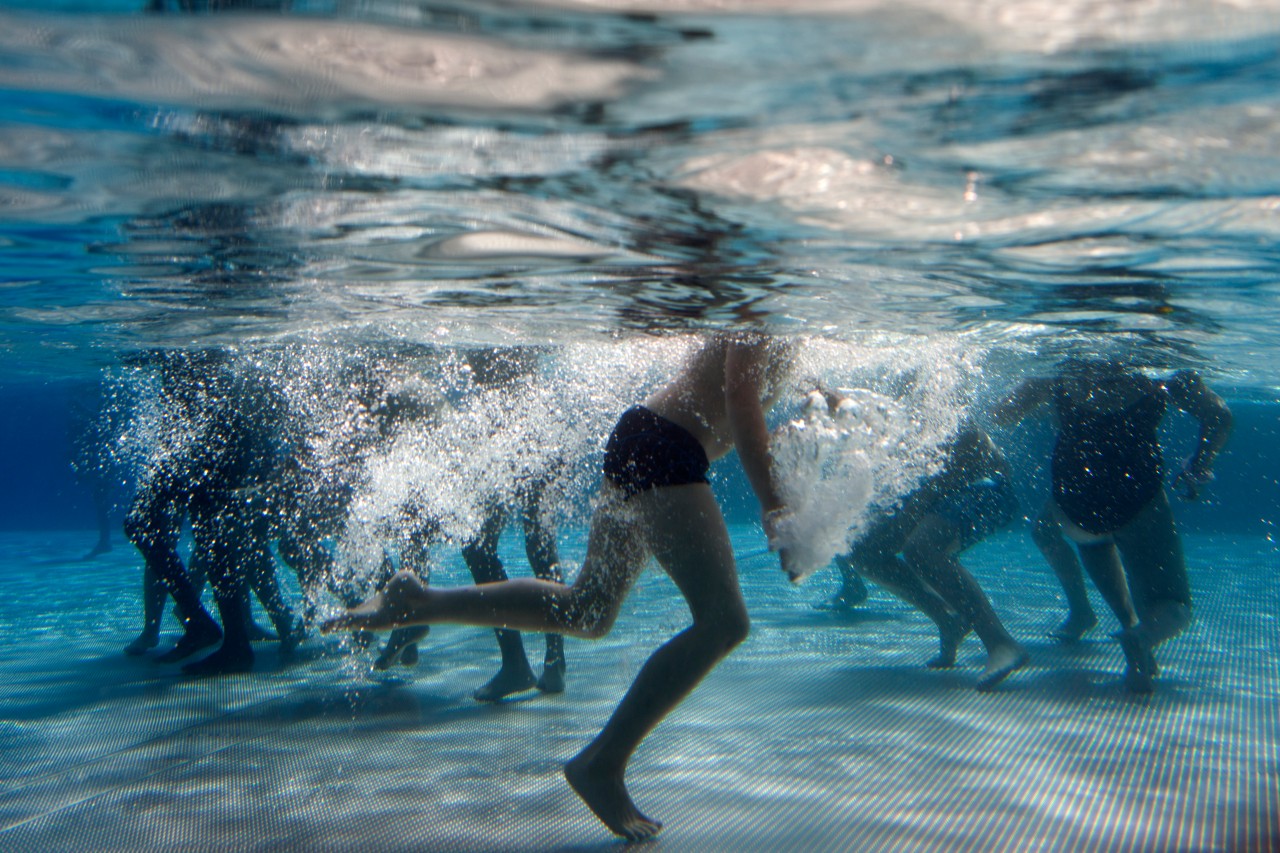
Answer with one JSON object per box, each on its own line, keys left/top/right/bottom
{"left": 2, "top": 1, "right": 1279, "bottom": 850}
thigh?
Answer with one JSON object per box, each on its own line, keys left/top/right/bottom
{"left": 636, "top": 483, "right": 746, "bottom": 626}
{"left": 855, "top": 509, "right": 917, "bottom": 561}
{"left": 1115, "top": 489, "right": 1191, "bottom": 609}
{"left": 935, "top": 480, "right": 1018, "bottom": 553}
{"left": 904, "top": 513, "right": 963, "bottom": 561}
{"left": 517, "top": 481, "right": 560, "bottom": 579}
{"left": 463, "top": 502, "right": 509, "bottom": 582}
{"left": 567, "top": 491, "right": 650, "bottom": 618}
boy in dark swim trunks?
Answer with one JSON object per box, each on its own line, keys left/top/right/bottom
{"left": 323, "top": 333, "right": 795, "bottom": 841}
{"left": 994, "top": 358, "right": 1232, "bottom": 692}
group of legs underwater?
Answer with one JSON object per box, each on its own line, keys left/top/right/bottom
{"left": 108, "top": 340, "right": 1230, "bottom": 840}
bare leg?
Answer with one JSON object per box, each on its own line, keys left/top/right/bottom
{"left": 856, "top": 551, "right": 970, "bottom": 669}
{"left": 322, "top": 498, "right": 643, "bottom": 639}
{"left": 904, "top": 515, "right": 1027, "bottom": 691}
{"left": 842, "top": 511, "right": 972, "bottom": 666}
{"left": 1073, "top": 536, "right": 1153, "bottom": 690}
{"left": 183, "top": 507, "right": 254, "bottom": 677}
{"left": 322, "top": 490, "right": 708, "bottom": 840}
{"left": 125, "top": 492, "right": 222, "bottom": 663}
{"left": 565, "top": 484, "right": 749, "bottom": 841}
{"left": 245, "top": 538, "right": 303, "bottom": 654}
{"left": 1031, "top": 506, "right": 1097, "bottom": 640}
{"left": 1112, "top": 490, "right": 1193, "bottom": 693}
{"left": 820, "top": 554, "right": 870, "bottom": 611}
{"left": 125, "top": 564, "right": 168, "bottom": 655}
{"left": 464, "top": 506, "right": 538, "bottom": 701}
{"left": 522, "top": 492, "right": 566, "bottom": 693}
{"left": 1075, "top": 541, "right": 1137, "bottom": 630}
{"left": 373, "top": 625, "right": 430, "bottom": 669}
{"left": 376, "top": 526, "right": 436, "bottom": 668}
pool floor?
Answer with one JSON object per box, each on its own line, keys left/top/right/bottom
{"left": 0, "top": 527, "right": 1276, "bottom": 851}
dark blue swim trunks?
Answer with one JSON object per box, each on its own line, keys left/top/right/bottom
{"left": 602, "top": 406, "right": 710, "bottom": 499}
{"left": 934, "top": 475, "right": 1020, "bottom": 552}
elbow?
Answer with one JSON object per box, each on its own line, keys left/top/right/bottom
{"left": 1203, "top": 406, "right": 1234, "bottom": 445}
{"left": 1217, "top": 407, "right": 1235, "bottom": 436}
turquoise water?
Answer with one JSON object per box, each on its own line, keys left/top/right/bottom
{"left": 2, "top": 0, "right": 1280, "bottom": 850}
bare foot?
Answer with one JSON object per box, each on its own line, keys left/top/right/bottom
{"left": 473, "top": 664, "right": 537, "bottom": 702}
{"left": 976, "top": 643, "right": 1029, "bottom": 692}
{"left": 156, "top": 619, "right": 222, "bottom": 664}
{"left": 321, "top": 572, "right": 432, "bottom": 634}
{"left": 1116, "top": 628, "right": 1158, "bottom": 694}
{"left": 565, "top": 751, "right": 662, "bottom": 841}
{"left": 373, "top": 626, "right": 429, "bottom": 671}
{"left": 1050, "top": 611, "right": 1097, "bottom": 642}
{"left": 279, "top": 619, "right": 307, "bottom": 656}
{"left": 124, "top": 631, "right": 159, "bottom": 656}
{"left": 537, "top": 658, "right": 566, "bottom": 694}
{"left": 182, "top": 645, "right": 253, "bottom": 677}
{"left": 927, "top": 613, "right": 971, "bottom": 669}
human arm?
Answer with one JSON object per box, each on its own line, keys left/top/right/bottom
{"left": 990, "top": 377, "right": 1055, "bottom": 428}
{"left": 947, "top": 425, "right": 1013, "bottom": 483}
{"left": 1165, "top": 370, "right": 1233, "bottom": 499}
{"left": 726, "top": 336, "right": 808, "bottom": 579}
{"left": 725, "top": 337, "right": 785, "bottom": 522}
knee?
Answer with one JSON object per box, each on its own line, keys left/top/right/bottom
{"left": 696, "top": 605, "right": 750, "bottom": 655}
{"left": 557, "top": 579, "right": 633, "bottom": 640}
{"left": 566, "top": 596, "right": 620, "bottom": 640}
{"left": 719, "top": 608, "right": 751, "bottom": 651}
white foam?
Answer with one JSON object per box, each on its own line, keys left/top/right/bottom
{"left": 769, "top": 390, "right": 877, "bottom": 583}
{"left": 769, "top": 334, "right": 983, "bottom": 583}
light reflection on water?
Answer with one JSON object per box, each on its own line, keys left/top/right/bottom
{"left": 0, "top": 1, "right": 1278, "bottom": 389}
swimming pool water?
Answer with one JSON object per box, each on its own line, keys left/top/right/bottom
{"left": 4, "top": 1, "right": 1280, "bottom": 850}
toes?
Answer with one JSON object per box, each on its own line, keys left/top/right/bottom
{"left": 622, "top": 817, "right": 663, "bottom": 841}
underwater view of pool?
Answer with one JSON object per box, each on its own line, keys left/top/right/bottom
{"left": 1, "top": 1, "right": 1279, "bottom": 849}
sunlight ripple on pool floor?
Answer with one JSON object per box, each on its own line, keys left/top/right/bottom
{"left": 0, "top": 527, "right": 1274, "bottom": 851}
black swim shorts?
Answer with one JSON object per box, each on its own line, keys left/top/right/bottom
{"left": 602, "top": 406, "right": 711, "bottom": 499}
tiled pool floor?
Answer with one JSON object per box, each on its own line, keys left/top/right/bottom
{"left": 1, "top": 528, "right": 1275, "bottom": 851}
